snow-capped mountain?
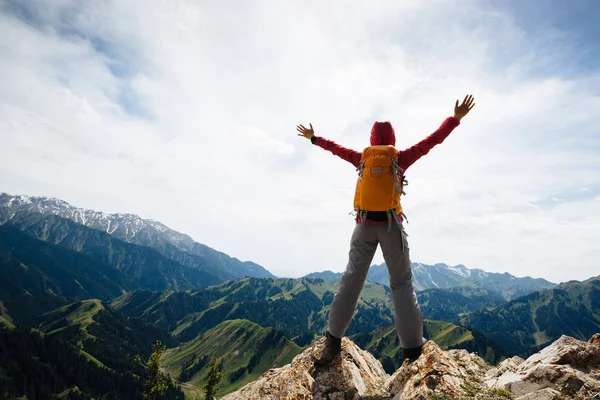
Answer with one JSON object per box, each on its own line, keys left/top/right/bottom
{"left": 305, "top": 262, "right": 556, "bottom": 301}
{"left": 0, "top": 193, "right": 275, "bottom": 281}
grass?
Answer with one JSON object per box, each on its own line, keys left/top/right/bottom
{"left": 424, "top": 320, "right": 474, "bottom": 347}
{"left": 0, "top": 301, "right": 15, "bottom": 328}
{"left": 428, "top": 393, "right": 452, "bottom": 400}
{"left": 55, "top": 387, "right": 84, "bottom": 399}
{"left": 40, "top": 299, "right": 104, "bottom": 340}
{"left": 489, "top": 387, "right": 513, "bottom": 398}
{"left": 461, "top": 381, "right": 481, "bottom": 396}
{"left": 162, "top": 319, "right": 304, "bottom": 397}
{"left": 79, "top": 349, "right": 106, "bottom": 369}
{"left": 351, "top": 319, "right": 483, "bottom": 362}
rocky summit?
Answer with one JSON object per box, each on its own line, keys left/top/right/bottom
{"left": 222, "top": 333, "right": 600, "bottom": 400}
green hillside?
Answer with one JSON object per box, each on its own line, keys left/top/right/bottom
{"left": 0, "top": 194, "right": 275, "bottom": 282}
{"left": 162, "top": 319, "right": 303, "bottom": 397}
{"left": 111, "top": 277, "right": 396, "bottom": 343}
{"left": 1, "top": 296, "right": 73, "bottom": 327}
{"left": 0, "top": 325, "right": 183, "bottom": 399}
{"left": 462, "top": 277, "right": 600, "bottom": 357}
{"left": 0, "top": 301, "right": 13, "bottom": 328}
{"left": 365, "top": 263, "right": 556, "bottom": 300}
{"left": 0, "top": 224, "right": 138, "bottom": 302}
{"left": 418, "top": 285, "right": 507, "bottom": 324}
{"left": 351, "top": 319, "right": 505, "bottom": 374}
{"left": 32, "top": 299, "right": 177, "bottom": 372}
{"left": 5, "top": 212, "right": 221, "bottom": 291}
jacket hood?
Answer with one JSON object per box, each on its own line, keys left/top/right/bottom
{"left": 370, "top": 121, "right": 396, "bottom": 146}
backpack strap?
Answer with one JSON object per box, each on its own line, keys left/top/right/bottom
{"left": 356, "top": 161, "right": 364, "bottom": 179}
{"left": 392, "top": 160, "right": 404, "bottom": 195}
{"left": 386, "top": 210, "right": 393, "bottom": 232}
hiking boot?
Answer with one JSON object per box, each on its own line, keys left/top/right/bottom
{"left": 313, "top": 331, "right": 342, "bottom": 366}
{"left": 402, "top": 337, "right": 427, "bottom": 362}
{"left": 402, "top": 346, "right": 423, "bottom": 361}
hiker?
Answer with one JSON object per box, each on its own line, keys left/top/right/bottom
{"left": 296, "top": 94, "right": 476, "bottom": 365}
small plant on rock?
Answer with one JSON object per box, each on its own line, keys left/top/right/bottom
{"left": 489, "top": 386, "right": 513, "bottom": 398}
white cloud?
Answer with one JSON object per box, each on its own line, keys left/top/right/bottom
{"left": 1, "top": 0, "right": 599, "bottom": 284}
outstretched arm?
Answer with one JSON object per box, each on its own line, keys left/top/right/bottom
{"left": 297, "top": 123, "right": 362, "bottom": 168}
{"left": 398, "top": 94, "right": 475, "bottom": 170}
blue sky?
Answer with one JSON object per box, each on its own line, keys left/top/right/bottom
{"left": 0, "top": 0, "right": 599, "bottom": 283}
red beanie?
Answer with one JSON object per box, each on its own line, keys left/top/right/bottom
{"left": 370, "top": 121, "right": 396, "bottom": 146}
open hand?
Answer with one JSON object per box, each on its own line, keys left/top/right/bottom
{"left": 454, "top": 94, "right": 476, "bottom": 121}
{"left": 296, "top": 123, "right": 315, "bottom": 139}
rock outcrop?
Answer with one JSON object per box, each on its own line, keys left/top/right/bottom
{"left": 386, "top": 340, "right": 489, "bottom": 399}
{"left": 222, "top": 333, "right": 600, "bottom": 400}
{"left": 485, "top": 334, "right": 600, "bottom": 399}
{"left": 220, "top": 337, "right": 389, "bottom": 400}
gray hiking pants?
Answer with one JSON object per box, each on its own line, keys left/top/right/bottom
{"left": 327, "top": 221, "right": 424, "bottom": 349}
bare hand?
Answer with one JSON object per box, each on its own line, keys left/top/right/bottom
{"left": 296, "top": 123, "right": 315, "bottom": 139}
{"left": 454, "top": 94, "right": 476, "bottom": 121}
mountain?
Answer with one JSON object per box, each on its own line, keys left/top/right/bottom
{"left": 0, "top": 224, "right": 138, "bottom": 302}
{"left": 1, "top": 296, "right": 73, "bottom": 327}
{"left": 0, "top": 193, "right": 275, "bottom": 281}
{"left": 31, "top": 299, "right": 177, "bottom": 372}
{"left": 161, "top": 318, "right": 505, "bottom": 398}
{"left": 462, "top": 277, "right": 600, "bottom": 357}
{"left": 350, "top": 319, "right": 505, "bottom": 374}
{"left": 307, "top": 262, "right": 556, "bottom": 301}
{"left": 223, "top": 333, "right": 600, "bottom": 400}
{"left": 370, "top": 263, "right": 556, "bottom": 300}
{"left": 417, "top": 285, "right": 507, "bottom": 324}
{"left": 161, "top": 319, "right": 303, "bottom": 398}
{"left": 111, "top": 277, "right": 397, "bottom": 343}
{"left": 4, "top": 211, "right": 221, "bottom": 291}
{"left": 111, "top": 276, "right": 509, "bottom": 366}
{"left": 0, "top": 324, "right": 184, "bottom": 399}
{"left": 0, "top": 301, "right": 13, "bottom": 328}
{"left": 303, "top": 270, "right": 343, "bottom": 281}
{"left": 0, "top": 298, "right": 184, "bottom": 399}
{"left": 304, "top": 274, "right": 508, "bottom": 324}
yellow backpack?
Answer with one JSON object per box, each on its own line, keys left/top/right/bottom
{"left": 353, "top": 145, "right": 407, "bottom": 223}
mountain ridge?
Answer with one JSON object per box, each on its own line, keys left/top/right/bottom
{"left": 162, "top": 319, "right": 303, "bottom": 397}
{"left": 1, "top": 192, "right": 275, "bottom": 281}
{"left": 0, "top": 224, "right": 138, "bottom": 301}
{"left": 305, "top": 263, "right": 556, "bottom": 301}
{"left": 110, "top": 277, "right": 395, "bottom": 342}
{"left": 462, "top": 276, "right": 600, "bottom": 358}
{"left": 3, "top": 211, "right": 222, "bottom": 291}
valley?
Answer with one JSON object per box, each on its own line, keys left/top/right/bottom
{"left": 1, "top": 193, "right": 598, "bottom": 398}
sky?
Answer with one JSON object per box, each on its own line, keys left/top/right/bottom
{"left": 1, "top": 0, "right": 599, "bottom": 284}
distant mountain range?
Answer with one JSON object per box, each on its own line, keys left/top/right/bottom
{"left": 305, "top": 263, "right": 556, "bottom": 301}
{"left": 0, "top": 193, "right": 275, "bottom": 282}
{"left": 111, "top": 277, "right": 397, "bottom": 342}
{"left": 2, "top": 192, "right": 556, "bottom": 301}
{"left": 0, "top": 224, "right": 140, "bottom": 301}
{"left": 3, "top": 191, "right": 597, "bottom": 399}
{"left": 462, "top": 276, "right": 600, "bottom": 358}
{"left": 415, "top": 285, "right": 507, "bottom": 324}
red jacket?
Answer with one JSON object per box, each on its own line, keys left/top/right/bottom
{"left": 311, "top": 116, "right": 461, "bottom": 224}
{"left": 312, "top": 116, "right": 460, "bottom": 171}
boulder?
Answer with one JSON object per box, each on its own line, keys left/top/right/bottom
{"left": 386, "top": 340, "right": 488, "bottom": 399}
{"left": 221, "top": 337, "right": 390, "bottom": 400}
{"left": 220, "top": 332, "right": 600, "bottom": 400}
{"left": 487, "top": 334, "right": 600, "bottom": 399}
